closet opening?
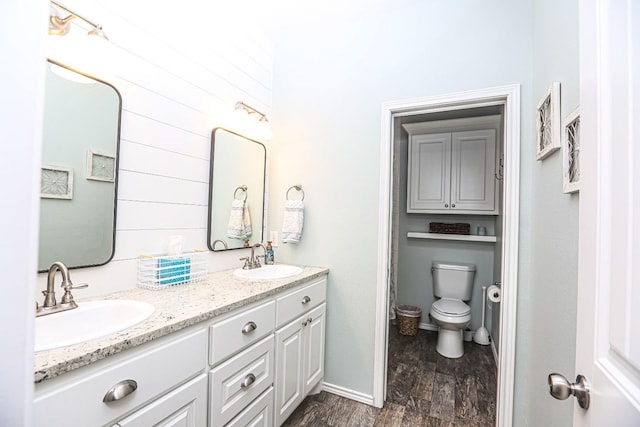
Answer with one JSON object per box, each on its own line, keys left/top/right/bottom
{"left": 374, "top": 85, "right": 521, "bottom": 427}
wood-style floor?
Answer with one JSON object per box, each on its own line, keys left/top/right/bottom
{"left": 282, "top": 324, "right": 497, "bottom": 426}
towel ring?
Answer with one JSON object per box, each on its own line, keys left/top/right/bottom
{"left": 234, "top": 185, "right": 247, "bottom": 201}
{"left": 286, "top": 184, "right": 304, "bottom": 201}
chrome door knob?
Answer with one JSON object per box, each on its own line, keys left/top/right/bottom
{"left": 548, "top": 373, "right": 590, "bottom": 409}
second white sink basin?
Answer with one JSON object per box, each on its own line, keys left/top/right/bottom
{"left": 233, "top": 264, "right": 303, "bottom": 280}
{"left": 35, "top": 300, "right": 155, "bottom": 352}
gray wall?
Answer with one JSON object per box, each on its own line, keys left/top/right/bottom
{"left": 270, "top": 0, "right": 534, "bottom": 402}
{"left": 515, "top": 0, "right": 580, "bottom": 425}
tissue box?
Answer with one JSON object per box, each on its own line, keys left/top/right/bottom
{"left": 157, "top": 257, "right": 191, "bottom": 285}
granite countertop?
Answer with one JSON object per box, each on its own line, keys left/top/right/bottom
{"left": 34, "top": 265, "right": 329, "bottom": 384}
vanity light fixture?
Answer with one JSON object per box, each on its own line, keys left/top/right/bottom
{"left": 234, "top": 101, "right": 272, "bottom": 140}
{"left": 49, "top": 1, "right": 108, "bottom": 41}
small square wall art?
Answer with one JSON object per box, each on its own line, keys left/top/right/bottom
{"left": 536, "top": 82, "right": 561, "bottom": 160}
{"left": 86, "top": 149, "right": 116, "bottom": 182}
{"left": 562, "top": 107, "right": 580, "bottom": 193}
{"left": 41, "top": 165, "right": 73, "bottom": 200}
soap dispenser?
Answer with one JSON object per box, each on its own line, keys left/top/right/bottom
{"left": 265, "top": 241, "right": 274, "bottom": 265}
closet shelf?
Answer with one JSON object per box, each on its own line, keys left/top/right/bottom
{"left": 407, "top": 232, "right": 497, "bottom": 243}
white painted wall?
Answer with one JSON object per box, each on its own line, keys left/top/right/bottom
{"left": 270, "top": 0, "right": 534, "bottom": 403}
{"left": 35, "top": 0, "right": 275, "bottom": 298}
{"left": 1, "top": 1, "right": 46, "bottom": 424}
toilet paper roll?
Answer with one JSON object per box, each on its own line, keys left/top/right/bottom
{"left": 487, "top": 284, "right": 502, "bottom": 303}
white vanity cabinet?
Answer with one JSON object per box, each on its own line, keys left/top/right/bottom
{"left": 34, "top": 269, "right": 329, "bottom": 427}
{"left": 34, "top": 328, "right": 208, "bottom": 427}
{"left": 274, "top": 277, "right": 327, "bottom": 426}
{"left": 404, "top": 119, "right": 500, "bottom": 214}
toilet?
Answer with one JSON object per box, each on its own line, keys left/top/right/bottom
{"left": 430, "top": 261, "right": 476, "bottom": 358}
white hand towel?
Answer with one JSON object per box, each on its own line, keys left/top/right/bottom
{"left": 227, "top": 199, "right": 252, "bottom": 240}
{"left": 282, "top": 200, "right": 304, "bottom": 243}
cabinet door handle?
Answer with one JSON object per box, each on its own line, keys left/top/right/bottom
{"left": 301, "top": 296, "right": 311, "bottom": 304}
{"left": 444, "top": 203, "right": 449, "bottom": 208}
{"left": 241, "top": 373, "right": 256, "bottom": 390}
{"left": 451, "top": 203, "right": 456, "bottom": 208}
{"left": 307, "top": 317, "right": 313, "bottom": 324}
{"left": 103, "top": 379, "right": 138, "bottom": 403}
{"left": 241, "top": 321, "right": 257, "bottom": 334}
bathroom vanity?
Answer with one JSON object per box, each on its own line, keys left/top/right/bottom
{"left": 33, "top": 266, "right": 328, "bottom": 427}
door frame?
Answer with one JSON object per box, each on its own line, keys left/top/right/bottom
{"left": 373, "top": 84, "right": 521, "bottom": 426}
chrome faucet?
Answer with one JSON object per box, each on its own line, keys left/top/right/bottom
{"left": 239, "top": 243, "right": 266, "bottom": 270}
{"left": 212, "top": 239, "right": 228, "bottom": 250}
{"left": 36, "top": 262, "right": 88, "bottom": 317}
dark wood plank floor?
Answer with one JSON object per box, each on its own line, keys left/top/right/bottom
{"left": 282, "top": 324, "right": 497, "bottom": 426}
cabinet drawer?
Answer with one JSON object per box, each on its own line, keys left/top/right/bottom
{"left": 116, "top": 374, "right": 207, "bottom": 426}
{"left": 209, "top": 335, "right": 274, "bottom": 427}
{"left": 276, "top": 277, "right": 326, "bottom": 328}
{"left": 209, "top": 300, "right": 275, "bottom": 366}
{"left": 34, "top": 328, "right": 207, "bottom": 427}
{"left": 225, "top": 387, "right": 274, "bottom": 427}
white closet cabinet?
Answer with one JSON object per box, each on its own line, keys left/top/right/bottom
{"left": 274, "top": 278, "right": 327, "bottom": 426}
{"left": 405, "top": 123, "right": 499, "bottom": 215}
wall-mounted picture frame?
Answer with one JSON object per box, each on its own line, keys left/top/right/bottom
{"left": 536, "top": 82, "right": 561, "bottom": 160}
{"left": 562, "top": 107, "right": 580, "bottom": 193}
{"left": 86, "top": 149, "right": 116, "bottom": 182}
{"left": 41, "top": 165, "right": 73, "bottom": 199}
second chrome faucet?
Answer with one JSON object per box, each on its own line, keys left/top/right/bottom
{"left": 239, "top": 243, "right": 266, "bottom": 270}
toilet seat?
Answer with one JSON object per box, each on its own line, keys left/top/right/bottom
{"left": 431, "top": 298, "right": 471, "bottom": 317}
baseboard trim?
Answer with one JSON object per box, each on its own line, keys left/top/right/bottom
{"left": 322, "top": 382, "right": 375, "bottom": 406}
{"left": 491, "top": 336, "right": 499, "bottom": 365}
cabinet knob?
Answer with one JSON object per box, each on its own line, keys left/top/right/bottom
{"left": 241, "top": 373, "right": 256, "bottom": 390}
{"left": 301, "top": 296, "right": 311, "bottom": 304}
{"left": 241, "top": 321, "right": 257, "bottom": 334}
{"left": 451, "top": 203, "right": 456, "bottom": 208}
{"left": 103, "top": 379, "right": 138, "bottom": 403}
{"left": 444, "top": 204, "right": 449, "bottom": 208}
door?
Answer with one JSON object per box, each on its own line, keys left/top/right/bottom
{"left": 450, "top": 129, "right": 497, "bottom": 212}
{"left": 407, "top": 132, "right": 451, "bottom": 212}
{"left": 274, "top": 317, "right": 305, "bottom": 426}
{"left": 303, "top": 304, "right": 326, "bottom": 394}
{"left": 571, "top": 0, "right": 640, "bottom": 424}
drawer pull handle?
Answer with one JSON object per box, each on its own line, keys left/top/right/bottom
{"left": 242, "top": 321, "right": 257, "bottom": 334}
{"left": 302, "top": 317, "right": 313, "bottom": 327}
{"left": 301, "top": 296, "right": 311, "bottom": 304}
{"left": 103, "top": 379, "right": 138, "bottom": 403}
{"left": 241, "top": 373, "right": 256, "bottom": 390}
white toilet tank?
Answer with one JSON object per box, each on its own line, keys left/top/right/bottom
{"left": 432, "top": 261, "right": 476, "bottom": 300}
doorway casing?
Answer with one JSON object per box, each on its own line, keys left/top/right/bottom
{"left": 374, "top": 84, "right": 521, "bottom": 427}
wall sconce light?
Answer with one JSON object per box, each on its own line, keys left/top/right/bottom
{"left": 49, "top": 1, "right": 108, "bottom": 41}
{"left": 235, "top": 101, "right": 272, "bottom": 140}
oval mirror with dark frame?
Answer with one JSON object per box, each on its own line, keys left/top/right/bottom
{"left": 38, "top": 60, "right": 122, "bottom": 272}
{"left": 208, "top": 127, "right": 266, "bottom": 251}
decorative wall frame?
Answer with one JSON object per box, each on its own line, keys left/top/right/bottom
{"left": 536, "top": 82, "right": 561, "bottom": 160}
{"left": 86, "top": 149, "right": 116, "bottom": 182}
{"left": 562, "top": 107, "right": 580, "bottom": 193}
{"left": 41, "top": 165, "right": 73, "bottom": 199}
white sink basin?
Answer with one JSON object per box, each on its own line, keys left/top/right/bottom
{"left": 233, "top": 264, "right": 303, "bottom": 281}
{"left": 35, "top": 300, "right": 155, "bottom": 352}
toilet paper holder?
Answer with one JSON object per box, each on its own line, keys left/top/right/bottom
{"left": 488, "top": 282, "right": 502, "bottom": 303}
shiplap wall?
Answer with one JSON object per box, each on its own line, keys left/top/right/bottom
{"left": 37, "top": 0, "right": 273, "bottom": 298}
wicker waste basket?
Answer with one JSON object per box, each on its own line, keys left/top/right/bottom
{"left": 396, "top": 305, "right": 422, "bottom": 336}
